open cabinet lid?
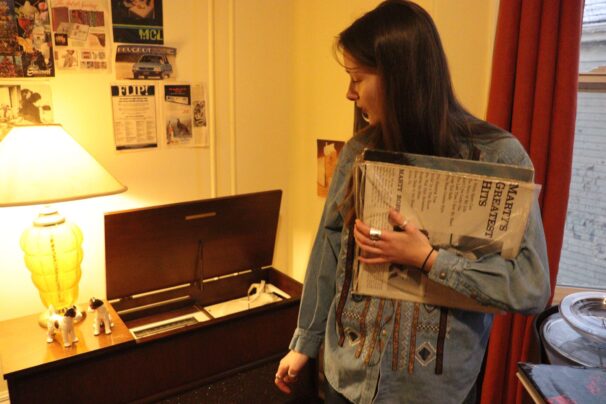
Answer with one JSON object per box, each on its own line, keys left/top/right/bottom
{"left": 104, "top": 190, "right": 282, "bottom": 300}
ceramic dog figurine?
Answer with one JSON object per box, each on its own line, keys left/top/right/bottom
{"left": 46, "top": 306, "right": 79, "bottom": 347}
{"left": 88, "top": 297, "right": 114, "bottom": 336}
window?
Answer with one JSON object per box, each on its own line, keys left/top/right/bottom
{"left": 556, "top": 0, "right": 606, "bottom": 295}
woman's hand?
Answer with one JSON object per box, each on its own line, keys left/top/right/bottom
{"left": 275, "top": 350, "right": 309, "bottom": 394}
{"left": 354, "top": 209, "right": 436, "bottom": 271}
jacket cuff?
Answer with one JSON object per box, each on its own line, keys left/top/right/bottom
{"left": 289, "top": 328, "right": 324, "bottom": 358}
{"left": 428, "top": 248, "right": 464, "bottom": 289}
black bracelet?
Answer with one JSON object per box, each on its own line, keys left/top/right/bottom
{"left": 420, "top": 247, "right": 435, "bottom": 273}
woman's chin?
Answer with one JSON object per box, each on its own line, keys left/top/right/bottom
{"left": 366, "top": 117, "right": 380, "bottom": 126}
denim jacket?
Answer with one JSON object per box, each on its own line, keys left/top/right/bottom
{"left": 289, "top": 129, "right": 550, "bottom": 404}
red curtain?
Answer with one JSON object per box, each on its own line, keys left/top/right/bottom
{"left": 480, "top": 1, "right": 584, "bottom": 403}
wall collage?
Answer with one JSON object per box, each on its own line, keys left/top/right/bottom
{"left": 0, "top": 0, "right": 208, "bottom": 150}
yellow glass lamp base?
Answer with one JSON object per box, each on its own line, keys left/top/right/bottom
{"left": 20, "top": 207, "right": 84, "bottom": 328}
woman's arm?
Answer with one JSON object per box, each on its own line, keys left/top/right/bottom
{"left": 353, "top": 135, "right": 550, "bottom": 314}
{"left": 428, "top": 198, "right": 550, "bottom": 314}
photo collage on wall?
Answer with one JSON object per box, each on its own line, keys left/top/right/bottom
{"left": 0, "top": 1, "right": 210, "bottom": 151}
{"left": 0, "top": 0, "right": 54, "bottom": 78}
{"left": 0, "top": 0, "right": 168, "bottom": 77}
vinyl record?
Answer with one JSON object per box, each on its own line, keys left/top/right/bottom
{"left": 542, "top": 312, "right": 605, "bottom": 368}
{"left": 560, "top": 291, "right": 606, "bottom": 345}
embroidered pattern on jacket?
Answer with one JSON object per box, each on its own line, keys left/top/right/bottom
{"left": 435, "top": 307, "right": 449, "bottom": 374}
{"left": 391, "top": 301, "right": 450, "bottom": 373}
{"left": 392, "top": 301, "right": 401, "bottom": 371}
{"left": 336, "top": 225, "right": 356, "bottom": 347}
{"left": 343, "top": 327, "right": 361, "bottom": 346}
{"left": 416, "top": 321, "right": 441, "bottom": 334}
{"left": 415, "top": 341, "right": 437, "bottom": 367}
{"left": 408, "top": 303, "right": 421, "bottom": 374}
{"left": 335, "top": 226, "right": 451, "bottom": 374}
{"left": 364, "top": 299, "right": 385, "bottom": 365}
{"left": 355, "top": 298, "right": 371, "bottom": 358}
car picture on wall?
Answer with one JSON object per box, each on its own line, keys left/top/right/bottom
{"left": 115, "top": 44, "right": 176, "bottom": 80}
{"left": 132, "top": 54, "right": 172, "bottom": 79}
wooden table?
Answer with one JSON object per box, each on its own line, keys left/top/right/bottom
{"left": 0, "top": 304, "right": 135, "bottom": 403}
{"left": 0, "top": 299, "right": 304, "bottom": 403}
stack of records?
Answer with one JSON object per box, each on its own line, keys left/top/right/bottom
{"left": 541, "top": 291, "right": 606, "bottom": 367}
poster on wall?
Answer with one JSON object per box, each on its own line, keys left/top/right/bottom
{"left": 0, "top": 82, "right": 53, "bottom": 140}
{"left": 111, "top": 0, "right": 163, "bottom": 45}
{"left": 0, "top": 0, "right": 54, "bottom": 78}
{"left": 317, "top": 139, "right": 345, "bottom": 197}
{"left": 163, "top": 83, "right": 208, "bottom": 147}
{"left": 110, "top": 82, "right": 158, "bottom": 150}
{"left": 115, "top": 44, "right": 175, "bottom": 80}
{"left": 49, "top": 0, "right": 110, "bottom": 72}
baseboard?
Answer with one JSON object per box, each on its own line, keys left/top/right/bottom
{"left": 0, "top": 390, "right": 9, "bottom": 403}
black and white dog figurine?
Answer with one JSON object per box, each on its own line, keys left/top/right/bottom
{"left": 88, "top": 297, "right": 114, "bottom": 336}
{"left": 46, "top": 306, "right": 79, "bottom": 347}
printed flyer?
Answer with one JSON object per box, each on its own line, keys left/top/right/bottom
{"left": 49, "top": 0, "right": 110, "bottom": 72}
{"left": 163, "top": 83, "right": 208, "bottom": 147}
{"left": 110, "top": 82, "right": 158, "bottom": 150}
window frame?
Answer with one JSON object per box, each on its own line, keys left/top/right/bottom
{"left": 553, "top": 72, "right": 606, "bottom": 304}
{"left": 578, "top": 72, "right": 606, "bottom": 90}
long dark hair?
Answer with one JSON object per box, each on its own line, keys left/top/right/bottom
{"left": 339, "top": 0, "right": 497, "bottom": 157}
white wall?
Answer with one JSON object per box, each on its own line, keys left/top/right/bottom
{"left": 231, "top": 0, "right": 295, "bottom": 273}
{"left": 0, "top": 0, "right": 498, "bottom": 398}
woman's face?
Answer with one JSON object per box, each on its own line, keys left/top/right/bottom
{"left": 343, "top": 51, "right": 384, "bottom": 126}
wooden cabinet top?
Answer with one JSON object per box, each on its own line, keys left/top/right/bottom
{"left": 0, "top": 303, "right": 134, "bottom": 378}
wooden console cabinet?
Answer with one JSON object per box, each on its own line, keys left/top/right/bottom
{"left": 0, "top": 296, "right": 301, "bottom": 403}
{"left": 1, "top": 191, "right": 309, "bottom": 403}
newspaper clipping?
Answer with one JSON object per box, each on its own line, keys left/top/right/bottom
{"left": 163, "top": 83, "right": 208, "bottom": 147}
{"left": 111, "top": 82, "right": 158, "bottom": 150}
{"left": 353, "top": 150, "right": 538, "bottom": 312}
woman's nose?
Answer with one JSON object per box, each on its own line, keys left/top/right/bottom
{"left": 346, "top": 82, "right": 358, "bottom": 101}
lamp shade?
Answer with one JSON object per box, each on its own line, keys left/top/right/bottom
{"left": 0, "top": 124, "right": 127, "bottom": 207}
{"left": 0, "top": 124, "right": 126, "bottom": 326}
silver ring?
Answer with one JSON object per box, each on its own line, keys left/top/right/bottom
{"left": 399, "top": 219, "right": 409, "bottom": 231}
{"left": 369, "top": 227, "right": 382, "bottom": 241}
{"left": 372, "top": 240, "right": 377, "bottom": 247}
{"left": 288, "top": 372, "right": 298, "bottom": 379}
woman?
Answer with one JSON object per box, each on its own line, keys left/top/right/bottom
{"left": 275, "top": 1, "right": 550, "bottom": 403}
